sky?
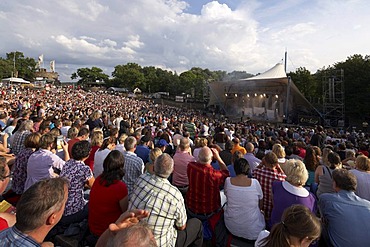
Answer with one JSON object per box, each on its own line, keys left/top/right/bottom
{"left": 1, "top": 0, "right": 369, "bottom": 81}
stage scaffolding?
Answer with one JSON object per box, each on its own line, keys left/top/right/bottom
{"left": 322, "top": 69, "right": 345, "bottom": 127}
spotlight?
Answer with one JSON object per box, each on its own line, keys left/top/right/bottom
{"left": 260, "top": 94, "right": 263, "bottom": 98}
{"left": 235, "top": 94, "right": 237, "bottom": 97}
{"left": 263, "top": 93, "right": 266, "bottom": 97}
{"left": 225, "top": 93, "right": 228, "bottom": 97}
{"left": 254, "top": 93, "right": 257, "bottom": 97}
{"left": 275, "top": 95, "right": 279, "bottom": 98}
{"left": 247, "top": 94, "right": 250, "bottom": 97}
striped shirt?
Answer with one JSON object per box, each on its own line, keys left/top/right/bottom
{"left": 123, "top": 151, "right": 144, "bottom": 196}
{"left": 186, "top": 162, "right": 229, "bottom": 214}
{"left": 253, "top": 164, "right": 286, "bottom": 219}
{"left": 129, "top": 173, "right": 187, "bottom": 247}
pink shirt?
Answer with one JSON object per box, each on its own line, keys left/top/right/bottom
{"left": 172, "top": 150, "right": 196, "bottom": 186}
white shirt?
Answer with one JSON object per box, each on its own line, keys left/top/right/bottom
{"left": 93, "top": 148, "right": 112, "bottom": 177}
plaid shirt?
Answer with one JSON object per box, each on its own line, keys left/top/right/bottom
{"left": 11, "top": 130, "right": 31, "bottom": 156}
{"left": 0, "top": 226, "right": 41, "bottom": 246}
{"left": 129, "top": 173, "right": 187, "bottom": 247}
{"left": 123, "top": 151, "right": 144, "bottom": 196}
{"left": 186, "top": 162, "right": 229, "bottom": 214}
{"left": 253, "top": 164, "right": 286, "bottom": 219}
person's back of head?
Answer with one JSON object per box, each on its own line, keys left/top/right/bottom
{"left": 272, "top": 143, "right": 286, "bottom": 159}
{"left": 234, "top": 158, "right": 250, "bottom": 176}
{"left": 179, "top": 137, "right": 190, "bottom": 151}
{"left": 39, "top": 133, "right": 55, "bottom": 149}
{"left": 261, "top": 204, "right": 321, "bottom": 247}
{"left": 327, "top": 152, "right": 341, "bottom": 169}
{"left": 245, "top": 142, "right": 254, "bottom": 153}
{"left": 225, "top": 140, "right": 233, "bottom": 151}
{"left": 198, "top": 147, "right": 213, "bottom": 164}
{"left": 332, "top": 169, "right": 357, "bottom": 192}
{"left": 124, "top": 136, "right": 137, "bottom": 151}
{"left": 72, "top": 140, "right": 91, "bottom": 160}
{"left": 78, "top": 127, "right": 89, "bottom": 138}
{"left": 263, "top": 152, "right": 278, "bottom": 168}
{"left": 16, "top": 177, "right": 68, "bottom": 233}
{"left": 283, "top": 160, "right": 308, "bottom": 186}
{"left": 154, "top": 153, "right": 173, "bottom": 179}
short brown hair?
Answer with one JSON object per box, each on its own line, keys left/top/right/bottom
{"left": 333, "top": 169, "right": 357, "bottom": 191}
{"left": 24, "top": 132, "right": 41, "bottom": 149}
{"left": 39, "top": 133, "right": 55, "bottom": 149}
{"left": 264, "top": 152, "right": 278, "bottom": 168}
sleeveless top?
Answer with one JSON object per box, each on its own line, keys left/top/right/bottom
{"left": 317, "top": 166, "right": 335, "bottom": 197}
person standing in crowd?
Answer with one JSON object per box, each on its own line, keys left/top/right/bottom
{"left": 0, "top": 178, "right": 69, "bottom": 246}
{"left": 310, "top": 125, "right": 325, "bottom": 149}
{"left": 315, "top": 152, "right": 342, "bottom": 197}
{"left": 255, "top": 205, "right": 321, "bottom": 247}
{"left": 231, "top": 137, "right": 246, "bottom": 155}
{"left": 24, "top": 133, "right": 69, "bottom": 191}
{"left": 243, "top": 142, "right": 262, "bottom": 176}
{"left": 10, "top": 119, "right": 33, "bottom": 155}
{"left": 84, "top": 129, "right": 104, "bottom": 172}
{"left": 129, "top": 153, "right": 203, "bottom": 247}
{"left": 172, "top": 137, "right": 196, "bottom": 195}
{"left": 224, "top": 158, "right": 265, "bottom": 242}
{"left": 350, "top": 155, "right": 370, "bottom": 200}
{"left": 253, "top": 152, "right": 286, "bottom": 221}
{"left": 319, "top": 169, "right": 370, "bottom": 246}
{"left": 93, "top": 136, "right": 117, "bottom": 178}
{"left": 186, "top": 147, "right": 229, "bottom": 217}
{"left": 269, "top": 160, "right": 316, "bottom": 227}
{"left": 135, "top": 135, "right": 151, "bottom": 164}
{"left": 67, "top": 127, "right": 89, "bottom": 157}
{"left": 89, "top": 150, "right": 128, "bottom": 243}
{"left": 123, "top": 136, "right": 144, "bottom": 196}
{"left": 59, "top": 141, "right": 94, "bottom": 226}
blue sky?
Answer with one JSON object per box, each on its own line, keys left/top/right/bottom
{"left": 0, "top": 0, "right": 369, "bottom": 81}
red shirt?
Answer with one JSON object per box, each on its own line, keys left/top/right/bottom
{"left": 186, "top": 162, "right": 229, "bottom": 214}
{"left": 84, "top": 145, "right": 100, "bottom": 171}
{"left": 0, "top": 217, "right": 8, "bottom": 231}
{"left": 67, "top": 137, "right": 81, "bottom": 158}
{"left": 88, "top": 176, "right": 128, "bottom": 236}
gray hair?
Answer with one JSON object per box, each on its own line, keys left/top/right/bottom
{"left": 19, "top": 120, "right": 34, "bottom": 131}
{"left": 154, "top": 153, "right": 174, "bottom": 178}
{"left": 113, "top": 222, "right": 157, "bottom": 247}
{"left": 124, "top": 136, "right": 137, "bottom": 151}
{"left": 198, "top": 147, "right": 213, "bottom": 164}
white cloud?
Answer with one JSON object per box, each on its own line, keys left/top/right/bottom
{"left": 0, "top": 0, "right": 369, "bottom": 80}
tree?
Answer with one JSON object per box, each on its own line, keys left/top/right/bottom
{"left": 288, "top": 67, "right": 318, "bottom": 100}
{"left": 112, "top": 63, "right": 144, "bottom": 90}
{"left": 71, "top": 67, "right": 109, "bottom": 86}
{"left": 2, "top": 51, "right": 37, "bottom": 80}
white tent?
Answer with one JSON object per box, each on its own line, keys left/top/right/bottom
{"left": 133, "top": 87, "right": 142, "bottom": 94}
{"left": 208, "top": 63, "right": 316, "bottom": 122}
{"left": 1, "top": 77, "right": 31, "bottom": 84}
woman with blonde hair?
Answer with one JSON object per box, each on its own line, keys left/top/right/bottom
{"left": 145, "top": 148, "right": 162, "bottom": 174}
{"left": 193, "top": 137, "right": 208, "bottom": 161}
{"left": 85, "top": 129, "right": 104, "bottom": 171}
{"left": 350, "top": 155, "right": 370, "bottom": 200}
{"left": 272, "top": 143, "right": 286, "bottom": 166}
{"left": 256, "top": 204, "right": 321, "bottom": 247}
{"left": 270, "top": 159, "right": 316, "bottom": 227}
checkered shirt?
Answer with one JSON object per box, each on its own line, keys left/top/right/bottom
{"left": 253, "top": 164, "right": 286, "bottom": 219}
{"left": 129, "top": 173, "right": 187, "bottom": 247}
{"left": 11, "top": 130, "right": 31, "bottom": 156}
{"left": 123, "top": 151, "right": 144, "bottom": 196}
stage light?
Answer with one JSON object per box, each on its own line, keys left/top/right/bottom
{"left": 254, "top": 93, "right": 257, "bottom": 97}
{"left": 260, "top": 94, "right": 263, "bottom": 98}
{"left": 247, "top": 94, "right": 250, "bottom": 97}
{"left": 275, "top": 95, "right": 279, "bottom": 98}
{"left": 225, "top": 93, "right": 228, "bottom": 97}
{"left": 235, "top": 94, "right": 237, "bottom": 97}
{"left": 263, "top": 93, "right": 266, "bottom": 97}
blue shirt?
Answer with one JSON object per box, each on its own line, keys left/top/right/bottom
{"left": 134, "top": 145, "right": 150, "bottom": 164}
{"left": 319, "top": 190, "right": 370, "bottom": 247}
{"left": 0, "top": 226, "right": 41, "bottom": 246}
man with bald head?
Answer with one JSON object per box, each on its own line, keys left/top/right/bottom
{"left": 243, "top": 142, "right": 262, "bottom": 176}
{"left": 186, "top": 146, "right": 229, "bottom": 218}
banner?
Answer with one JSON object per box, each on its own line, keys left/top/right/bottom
{"left": 50, "top": 60, "right": 55, "bottom": 72}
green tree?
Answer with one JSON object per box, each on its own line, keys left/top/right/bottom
{"left": 112, "top": 63, "right": 144, "bottom": 90}
{"left": 71, "top": 67, "right": 109, "bottom": 86}
{"left": 333, "top": 54, "right": 370, "bottom": 120}
{"left": 0, "top": 59, "right": 13, "bottom": 79}
{"left": 288, "top": 67, "right": 318, "bottom": 100}
{"left": 4, "top": 51, "right": 37, "bottom": 80}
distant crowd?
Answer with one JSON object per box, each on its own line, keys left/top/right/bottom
{"left": 0, "top": 86, "right": 369, "bottom": 247}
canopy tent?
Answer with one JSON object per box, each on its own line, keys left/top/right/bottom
{"left": 1, "top": 77, "right": 31, "bottom": 84}
{"left": 133, "top": 87, "right": 142, "bottom": 94}
{"left": 208, "top": 63, "right": 317, "bottom": 122}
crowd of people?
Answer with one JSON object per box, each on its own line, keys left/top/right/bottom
{"left": 0, "top": 86, "right": 369, "bottom": 247}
